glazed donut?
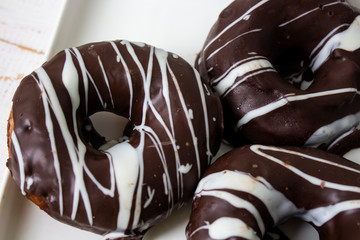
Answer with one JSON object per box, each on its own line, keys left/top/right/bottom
{"left": 7, "top": 40, "right": 223, "bottom": 239}
{"left": 196, "top": 0, "right": 360, "bottom": 150}
{"left": 186, "top": 145, "right": 360, "bottom": 240}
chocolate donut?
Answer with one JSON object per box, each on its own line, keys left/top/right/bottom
{"left": 7, "top": 40, "right": 223, "bottom": 239}
{"left": 186, "top": 145, "right": 360, "bottom": 240}
{"left": 196, "top": 0, "right": 360, "bottom": 150}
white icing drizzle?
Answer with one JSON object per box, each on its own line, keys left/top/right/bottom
{"left": 148, "top": 49, "right": 183, "bottom": 199}
{"left": 188, "top": 109, "right": 194, "bottom": 119}
{"left": 155, "top": 48, "right": 175, "bottom": 136}
{"left": 203, "top": 0, "right": 269, "bottom": 52}
{"left": 10, "top": 131, "right": 26, "bottom": 195}
{"left": 26, "top": 177, "right": 33, "bottom": 190}
{"left": 192, "top": 145, "right": 360, "bottom": 238}
{"left": 163, "top": 173, "right": 169, "bottom": 196}
{"left": 300, "top": 200, "right": 360, "bottom": 227}
{"left": 142, "top": 126, "right": 173, "bottom": 205}
{"left": 110, "top": 41, "right": 133, "bottom": 118}
{"left": 144, "top": 186, "right": 155, "bottom": 209}
{"left": 166, "top": 64, "right": 202, "bottom": 177}
{"left": 213, "top": 58, "right": 275, "bottom": 96}
{"left": 33, "top": 73, "right": 64, "bottom": 215}
{"left": 235, "top": 88, "right": 360, "bottom": 130}
{"left": 35, "top": 66, "right": 95, "bottom": 224}
{"left": 104, "top": 142, "right": 139, "bottom": 229}
{"left": 251, "top": 145, "right": 360, "bottom": 192}
{"left": 310, "top": 15, "right": 360, "bottom": 72}
{"left": 206, "top": 28, "right": 262, "bottom": 61}
{"left": 202, "top": 83, "right": 211, "bottom": 96}
{"left": 127, "top": 40, "right": 151, "bottom": 228}
{"left": 98, "top": 56, "right": 115, "bottom": 108}
{"left": 223, "top": 68, "right": 276, "bottom": 98}
{"left": 196, "top": 170, "right": 298, "bottom": 224}
{"left": 309, "top": 23, "right": 350, "bottom": 59}
{"left": 212, "top": 56, "right": 270, "bottom": 85}
{"left": 193, "top": 69, "right": 213, "bottom": 163}
{"left": 63, "top": 49, "right": 95, "bottom": 224}
{"left": 306, "top": 111, "right": 360, "bottom": 147}
{"left": 192, "top": 217, "right": 261, "bottom": 240}
{"left": 178, "top": 163, "right": 193, "bottom": 174}
{"left": 327, "top": 125, "right": 357, "bottom": 150}
{"left": 278, "top": 1, "right": 340, "bottom": 27}
{"left": 196, "top": 190, "right": 265, "bottom": 235}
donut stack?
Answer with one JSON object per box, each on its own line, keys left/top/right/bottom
{"left": 186, "top": 0, "right": 360, "bottom": 239}
{"left": 6, "top": 0, "right": 360, "bottom": 240}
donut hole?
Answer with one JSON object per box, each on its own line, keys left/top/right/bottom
{"left": 273, "top": 48, "right": 315, "bottom": 90}
{"left": 82, "top": 111, "right": 130, "bottom": 150}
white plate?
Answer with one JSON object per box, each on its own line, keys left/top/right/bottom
{"left": 1, "top": 0, "right": 360, "bottom": 240}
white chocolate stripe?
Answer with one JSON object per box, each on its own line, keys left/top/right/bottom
{"left": 214, "top": 58, "right": 275, "bottom": 96}
{"left": 222, "top": 68, "right": 276, "bottom": 98}
{"left": 301, "top": 200, "right": 360, "bottom": 227}
{"left": 104, "top": 142, "right": 139, "bottom": 230}
{"left": 33, "top": 74, "right": 64, "bottom": 215}
{"left": 166, "top": 63, "right": 202, "bottom": 178}
{"left": 10, "top": 131, "right": 26, "bottom": 196}
{"left": 35, "top": 67, "right": 94, "bottom": 225}
{"left": 98, "top": 56, "right": 115, "bottom": 108}
{"left": 327, "top": 125, "right": 357, "bottom": 150}
{"left": 155, "top": 48, "right": 175, "bottom": 137}
{"left": 197, "top": 190, "right": 265, "bottom": 235}
{"left": 306, "top": 111, "right": 360, "bottom": 147}
{"left": 110, "top": 41, "right": 133, "bottom": 118}
{"left": 309, "top": 23, "right": 350, "bottom": 59}
{"left": 142, "top": 127, "right": 174, "bottom": 209}
{"left": 250, "top": 145, "right": 360, "bottom": 192}
{"left": 139, "top": 60, "right": 183, "bottom": 199}
{"left": 196, "top": 169, "right": 360, "bottom": 238}
{"left": 193, "top": 69, "right": 213, "bottom": 163}
{"left": 206, "top": 28, "right": 262, "bottom": 61}
{"left": 278, "top": 1, "right": 340, "bottom": 27}
{"left": 310, "top": 15, "right": 360, "bottom": 72}
{"left": 154, "top": 49, "right": 183, "bottom": 197}
{"left": 144, "top": 186, "right": 155, "bottom": 209}
{"left": 212, "top": 56, "right": 270, "bottom": 84}
{"left": 83, "top": 161, "right": 115, "bottom": 197}
{"left": 131, "top": 40, "right": 152, "bottom": 228}
{"left": 63, "top": 50, "right": 94, "bottom": 224}
{"left": 203, "top": 0, "right": 269, "bottom": 52}
{"left": 252, "top": 145, "right": 360, "bottom": 174}
{"left": 191, "top": 217, "right": 261, "bottom": 240}
{"left": 71, "top": 47, "right": 107, "bottom": 110}
{"left": 163, "top": 173, "right": 169, "bottom": 196}
{"left": 235, "top": 88, "right": 360, "bottom": 130}
{"left": 195, "top": 170, "right": 298, "bottom": 225}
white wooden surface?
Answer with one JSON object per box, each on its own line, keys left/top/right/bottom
{"left": 0, "top": 0, "right": 66, "bottom": 189}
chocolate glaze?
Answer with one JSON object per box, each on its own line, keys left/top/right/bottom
{"left": 196, "top": 0, "right": 360, "bottom": 151}
{"left": 7, "top": 40, "right": 223, "bottom": 239}
{"left": 186, "top": 145, "right": 360, "bottom": 240}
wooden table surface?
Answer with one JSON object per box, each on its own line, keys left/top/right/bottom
{"left": 0, "top": 0, "right": 66, "bottom": 189}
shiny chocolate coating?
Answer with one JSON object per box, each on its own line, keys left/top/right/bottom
{"left": 186, "top": 145, "right": 360, "bottom": 240}
{"left": 196, "top": 0, "right": 360, "bottom": 151}
{"left": 7, "top": 40, "right": 223, "bottom": 239}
